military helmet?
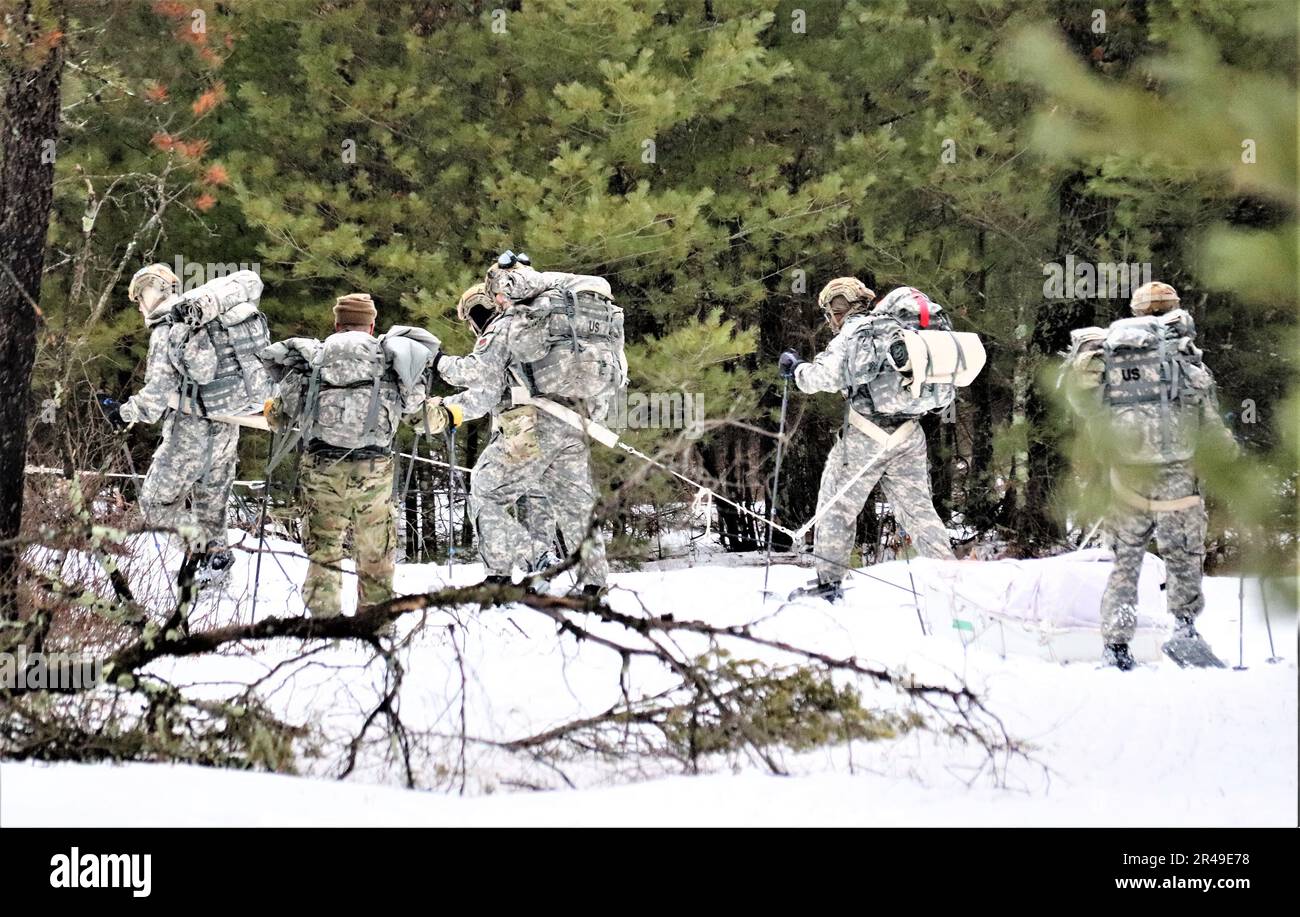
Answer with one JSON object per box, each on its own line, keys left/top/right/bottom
{"left": 1130, "top": 281, "right": 1180, "bottom": 316}
{"left": 816, "top": 276, "right": 876, "bottom": 330}
{"left": 128, "top": 263, "right": 180, "bottom": 304}
{"left": 457, "top": 282, "right": 498, "bottom": 334}
{"left": 816, "top": 276, "right": 876, "bottom": 312}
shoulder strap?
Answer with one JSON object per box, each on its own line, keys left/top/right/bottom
{"left": 267, "top": 364, "right": 321, "bottom": 473}
{"left": 361, "top": 362, "right": 386, "bottom": 438}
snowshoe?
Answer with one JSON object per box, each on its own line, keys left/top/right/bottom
{"left": 1162, "top": 617, "right": 1226, "bottom": 669}
{"left": 478, "top": 573, "right": 550, "bottom": 598}
{"left": 530, "top": 549, "right": 560, "bottom": 574}
{"left": 788, "top": 579, "right": 845, "bottom": 603}
{"left": 194, "top": 549, "right": 234, "bottom": 589}
{"left": 1101, "top": 642, "right": 1136, "bottom": 671}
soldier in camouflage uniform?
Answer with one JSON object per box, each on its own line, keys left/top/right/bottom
{"left": 109, "top": 263, "right": 267, "bottom": 585}
{"left": 440, "top": 283, "right": 559, "bottom": 571}
{"left": 423, "top": 264, "right": 610, "bottom": 593}
{"left": 262, "top": 293, "right": 431, "bottom": 617}
{"left": 1066, "top": 282, "right": 1236, "bottom": 669}
{"left": 779, "top": 277, "right": 954, "bottom": 601}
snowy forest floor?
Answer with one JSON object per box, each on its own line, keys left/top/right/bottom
{"left": 2, "top": 534, "right": 1296, "bottom": 827}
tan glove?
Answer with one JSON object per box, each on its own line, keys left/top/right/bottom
{"left": 422, "top": 397, "right": 463, "bottom": 434}
{"left": 263, "top": 398, "right": 281, "bottom": 432}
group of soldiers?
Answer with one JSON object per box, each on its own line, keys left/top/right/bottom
{"left": 104, "top": 252, "right": 610, "bottom": 621}
{"left": 102, "top": 255, "right": 1231, "bottom": 670}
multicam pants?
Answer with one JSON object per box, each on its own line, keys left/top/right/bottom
{"left": 140, "top": 413, "right": 240, "bottom": 549}
{"left": 813, "top": 418, "right": 954, "bottom": 584}
{"left": 300, "top": 452, "right": 397, "bottom": 618}
{"left": 1100, "top": 462, "right": 1207, "bottom": 644}
{"left": 470, "top": 408, "right": 608, "bottom": 586}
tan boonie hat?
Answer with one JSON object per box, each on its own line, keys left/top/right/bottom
{"left": 128, "top": 263, "right": 180, "bottom": 304}
{"left": 334, "top": 292, "right": 377, "bottom": 326}
{"left": 817, "top": 276, "right": 876, "bottom": 311}
{"left": 1130, "top": 281, "right": 1180, "bottom": 316}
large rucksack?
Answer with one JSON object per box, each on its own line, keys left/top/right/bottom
{"left": 261, "top": 326, "right": 436, "bottom": 453}
{"left": 842, "top": 286, "right": 982, "bottom": 417}
{"left": 1093, "top": 309, "right": 1215, "bottom": 464}
{"left": 167, "top": 271, "right": 273, "bottom": 416}
{"left": 507, "top": 272, "right": 627, "bottom": 420}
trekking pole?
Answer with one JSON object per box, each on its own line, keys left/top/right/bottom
{"left": 1233, "top": 572, "right": 1246, "bottom": 670}
{"left": 1261, "top": 578, "right": 1281, "bottom": 663}
{"left": 762, "top": 377, "right": 791, "bottom": 600}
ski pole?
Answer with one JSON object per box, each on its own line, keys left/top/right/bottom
{"left": 1261, "top": 578, "right": 1281, "bottom": 663}
{"left": 445, "top": 426, "right": 458, "bottom": 578}
{"left": 899, "top": 528, "right": 927, "bottom": 636}
{"left": 249, "top": 436, "right": 273, "bottom": 623}
{"left": 114, "top": 438, "right": 176, "bottom": 602}
{"left": 399, "top": 427, "right": 423, "bottom": 561}
{"left": 762, "top": 377, "right": 790, "bottom": 599}
{"left": 1233, "top": 573, "right": 1246, "bottom": 670}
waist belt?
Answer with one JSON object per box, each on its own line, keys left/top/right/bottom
{"left": 1109, "top": 468, "right": 1200, "bottom": 513}
{"left": 844, "top": 410, "right": 918, "bottom": 449}
{"left": 306, "top": 440, "right": 391, "bottom": 462}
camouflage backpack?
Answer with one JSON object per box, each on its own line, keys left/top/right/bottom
{"left": 167, "top": 271, "right": 273, "bottom": 416}
{"left": 1095, "top": 309, "right": 1216, "bottom": 464}
{"left": 507, "top": 272, "right": 627, "bottom": 420}
{"left": 843, "top": 286, "right": 958, "bottom": 417}
{"left": 261, "top": 327, "right": 437, "bottom": 454}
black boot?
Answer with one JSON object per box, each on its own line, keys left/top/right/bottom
{"left": 789, "top": 579, "right": 844, "bottom": 602}
{"left": 1102, "top": 642, "right": 1136, "bottom": 671}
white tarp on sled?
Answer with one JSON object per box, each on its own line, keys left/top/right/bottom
{"left": 910, "top": 549, "right": 1171, "bottom": 663}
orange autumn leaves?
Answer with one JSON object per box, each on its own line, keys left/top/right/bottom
{"left": 150, "top": 1, "right": 232, "bottom": 67}
{"left": 145, "top": 1, "right": 234, "bottom": 215}
{"left": 191, "top": 82, "right": 227, "bottom": 116}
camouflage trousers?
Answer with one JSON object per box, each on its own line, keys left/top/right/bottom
{"left": 517, "top": 491, "right": 559, "bottom": 568}
{"left": 470, "top": 408, "right": 608, "bottom": 586}
{"left": 1100, "top": 462, "right": 1207, "bottom": 644}
{"left": 140, "top": 413, "right": 239, "bottom": 549}
{"left": 813, "top": 417, "right": 954, "bottom": 584}
{"left": 300, "top": 452, "right": 396, "bottom": 618}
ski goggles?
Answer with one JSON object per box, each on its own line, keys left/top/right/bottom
{"left": 495, "top": 250, "right": 532, "bottom": 269}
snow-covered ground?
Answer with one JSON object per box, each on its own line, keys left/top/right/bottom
{"left": 3, "top": 534, "right": 1295, "bottom": 827}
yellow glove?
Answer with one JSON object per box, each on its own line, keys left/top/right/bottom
{"left": 422, "top": 397, "right": 463, "bottom": 434}
{"left": 263, "top": 398, "right": 280, "bottom": 432}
